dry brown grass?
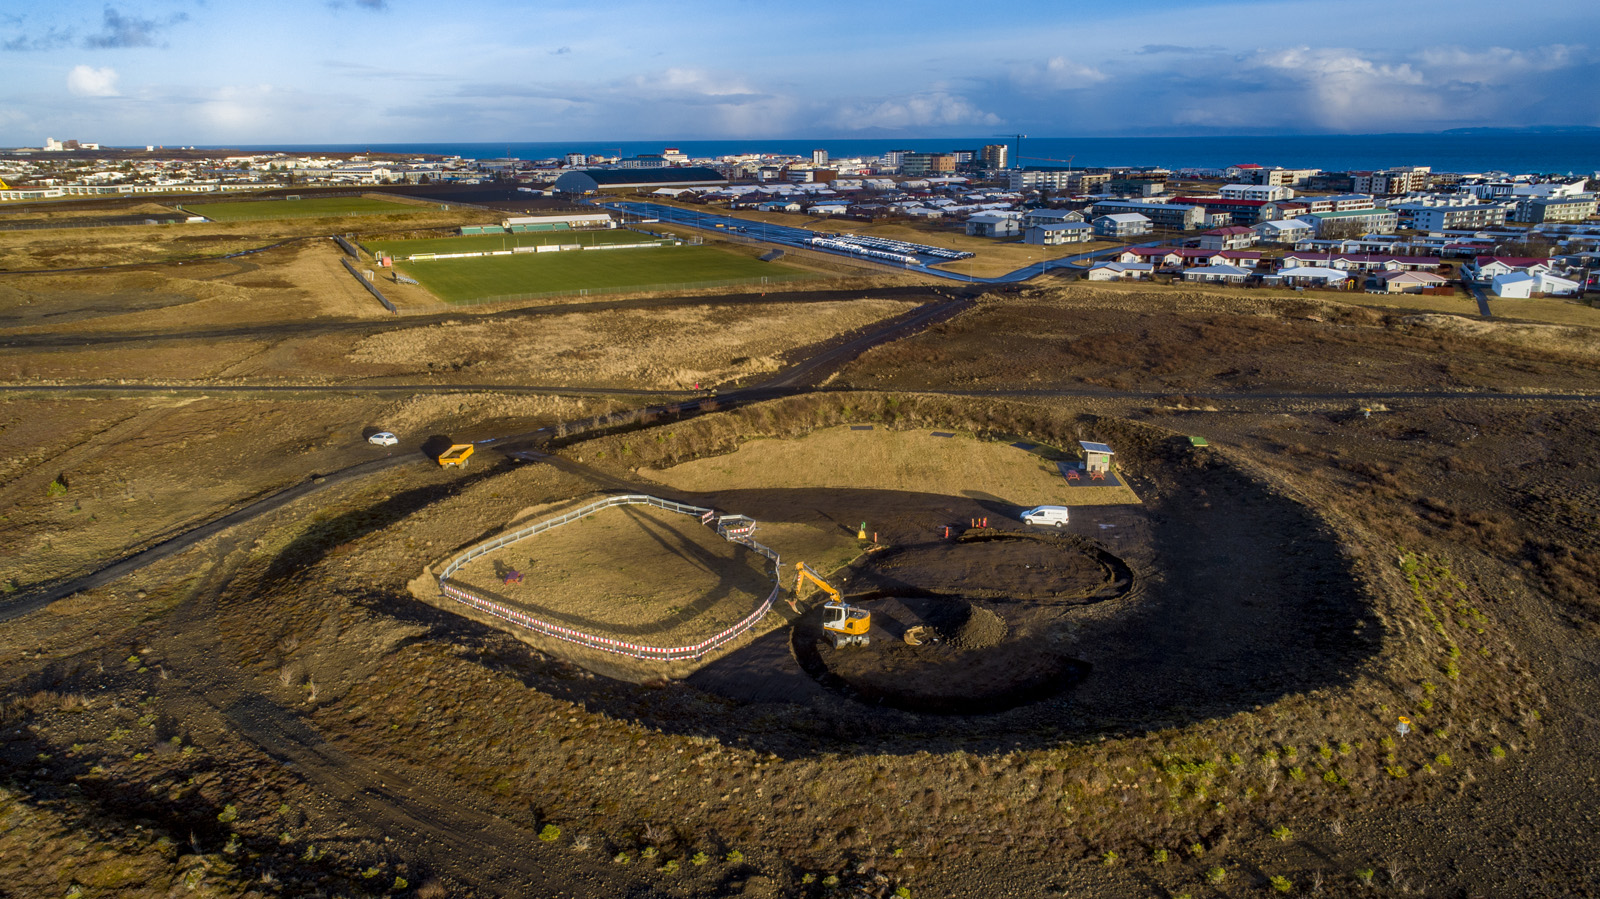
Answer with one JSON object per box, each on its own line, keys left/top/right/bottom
{"left": 346, "top": 299, "right": 919, "bottom": 389}
{"left": 0, "top": 242, "right": 392, "bottom": 339}
{"left": 0, "top": 201, "right": 179, "bottom": 223}
{"left": 451, "top": 504, "right": 773, "bottom": 646}
{"left": 645, "top": 425, "right": 1140, "bottom": 506}
{"left": 0, "top": 205, "right": 491, "bottom": 270}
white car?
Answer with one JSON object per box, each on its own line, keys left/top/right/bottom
{"left": 1020, "top": 505, "right": 1070, "bottom": 527}
{"left": 367, "top": 432, "right": 399, "bottom": 447}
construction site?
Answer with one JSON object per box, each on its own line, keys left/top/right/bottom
{"left": 0, "top": 187, "right": 1598, "bottom": 899}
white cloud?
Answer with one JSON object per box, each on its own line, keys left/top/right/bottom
{"left": 831, "top": 91, "right": 1000, "bottom": 131}
{"left": 1247, "top": 47, "right": 1438, "bottom": 130}
{"left": 1009, "top": 56, "right": 1108, "bottom": 91}
{"left": 1417, "top": 43, "right": 1588, "bottom": 79}
{"left": 67, "top": 65, "right": 119, "bottom": 97}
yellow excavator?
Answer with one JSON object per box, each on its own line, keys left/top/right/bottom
{"left": 795, "top": 561, "right": 871, "bottom": 648}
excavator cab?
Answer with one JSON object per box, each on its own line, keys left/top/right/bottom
{"left": 797, "top": 561, "right": 871, "bottom": 648}
{"left": 822, "top": 602, "right": 871, "bottom": 648}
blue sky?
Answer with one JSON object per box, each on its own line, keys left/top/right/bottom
{"left": 2, "top": 0, "right": 1598, "bottom": 145}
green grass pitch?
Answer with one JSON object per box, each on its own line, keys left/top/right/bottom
{"left": 185, "top": 196, "right": 429, "bottom": 221}
{"left": 396, "top": 246, "right": 810, "bottom": 303}
{"left": 364, "top": 229, "right": 649, "bottom": 258}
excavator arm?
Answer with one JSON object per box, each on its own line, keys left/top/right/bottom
{"left": 796, "top": 562, "right": 870, "bottom": 645}
{"left": 794, "top": 561, "right": 841, "bottom": 603}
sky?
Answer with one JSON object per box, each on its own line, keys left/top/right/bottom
{"left": 2, "top": 0, "right": 1599, "bottom": 146}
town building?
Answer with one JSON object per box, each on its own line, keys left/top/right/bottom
{"left": 1197, "top": 226, "right": 1259, "bottom": 250}
{"left": 1085, "top": 261, "right": 1154, "bottom": 280}
{"left": 1464, "top": 256, "right": 1552, "bottom": 279}
{"left": 1016, "top": 209, "right": 1080, "bottom": 230}
{"left": 1023, "top": 222, "right": 1093, "bottom": 245}
{"left": 1171, "top": 196, "right": 1294, "bottom": 226}
{"left": 1093, "top": 213, "right": 1153, "bottom": 237}
{"left": 900, "top": 153, "right": 956, "bottom": 177}
{"left": 1266, "top": 266, "right": 1353, "bottom": 288}
{"left": 1220, "top": 183, "right": 1294, "bottom": 202}
{"left": 965, "top": 212, "right": 1021, "bottom": 238}
{"left": 1390, "top": 202, "right": 1508, "bottom": 231}
{"left": 1233, "top": 166, "right": 1320, "bottom": 186}
{"left": 1351, "top": 166, "right": 1432, "bottom": 196}
{"left": 1180, "top": 265, "right": 1252, "bottom": 284}
{"left": 1298, "top": 208, "right": 1400, "bottom": 236}
{"left": 552, "top": 167, "right": 727, "bottom": 193}
{"left": 1491, "top": 270, "right": 1579, "bottom": 297}
{"left": 1008, "top": 169, "right": 1110, "bottom": 192}
{"left": 1512, "top": 194, "right": 1596, "bottom": 224}
{"left": 1368, "top": 270, "right": 1450, "bottom": 293}
{"left": 1254, "top": 219, "right": 1312, "bottom": 244}
{"left": 1091, "top": 199, "right": 1206, "bottom": 230}
{"left": 1278, "top": 252, "right": 1441, "bottom": 273}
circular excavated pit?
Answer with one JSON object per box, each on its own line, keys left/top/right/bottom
{"left": 792, "top": 532, "right": 1128, "bottom": 714}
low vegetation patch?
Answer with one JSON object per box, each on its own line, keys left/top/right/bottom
{"left": 184, "top": 196, "right": 427, "bottom": 221}
{"left": 395, "top": 245, "right": 815, "bottom": 304}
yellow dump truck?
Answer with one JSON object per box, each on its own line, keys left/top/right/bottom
{"left": 438, "top": 444, "right": 475, "bottom": 467}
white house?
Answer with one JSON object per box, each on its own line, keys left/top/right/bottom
{"left": 1117, "top": 247, "right": 1180, "bottom": 266}
{"left": 1466, "top": 256, "right": 1552, "bottom": 279}
{"left": 1085, "top": 261, "right": 1154, "bottom": 280}
{"left": 1094, "top": 213, "right": 1152, "bottom": 238}
{"left": 1020, "top": 208, "right": 1084, "bottom": 229}
{"left": 1024, "top": 222, "right": 1093, "bottom": 245}
{"left": 1180, "top": 264, "right": 1251, "bottom": 284}
{"left": 1220, "top": 183, "right": 1293, "bottom": 202}
{"left": 807, "top": 203, "right": 850, "bottom": 216}
{"left": 1369, "top": 270, "right": 1449, "bottom": 293}
{"left": 1492, "top": 271, "right": 1579, "bottom": 297}
{"left": 1267, "top": 266, "right": 1353, "bottom": 288}
{"left": 1254, "top": 219, "right": 1312, "bottom": 244}
{"left": 1197, "top": 226, "right": 1259, "bottom": 251}
{"left": 1491, "top": 272, "right": 1539, "bottom": 298}
{"left": 965, "top": 212, "right": 1021, "bottom": 238}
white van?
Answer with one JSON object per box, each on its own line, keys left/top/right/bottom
{"left": 1020, "top": 505, "right": 1070, "bottom": 527}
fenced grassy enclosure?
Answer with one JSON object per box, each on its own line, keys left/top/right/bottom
{"left": 363, "top": 229, "right": 650, "bottom": 259}
{"left": 394, "top": 245, "right": 815, "bottom": 304}
{"left": 184, "top": 196, "right": 431, "bottom": 221}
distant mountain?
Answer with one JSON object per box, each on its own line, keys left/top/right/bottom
{"left": 1440, "top": 125, "right": 1600, "bottom": 136}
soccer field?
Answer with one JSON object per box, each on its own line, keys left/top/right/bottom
{"left": 364, "top": 229, "right": 651, "bottom": 259}
{"left": 397, "top": 246, "right": 812, "bottom": 303}
{"left": 184, "top": 196, "right": 429, "bottom": 221}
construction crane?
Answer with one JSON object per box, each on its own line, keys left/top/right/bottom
{"left": 1021, "top": 155, "right": 1075, "bottom": 173}
{"left": 795, "top": 562, "right": 870, "bottom": 648}
{"left": 995, "top": 133, "right": 1027, "bottom": 170}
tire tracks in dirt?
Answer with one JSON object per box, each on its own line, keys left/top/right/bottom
{"left": 0, "top": 285, "right": 940, "bottom": 350}
{"left": 146, "top": 524, "right": 625, "bottom": 895}
{"left": 0, "top": 454, "right": 420, "bottom": 623}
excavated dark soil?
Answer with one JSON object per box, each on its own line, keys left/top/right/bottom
{"left": 788, "top": 533, "right": 1129, "bottom": 714}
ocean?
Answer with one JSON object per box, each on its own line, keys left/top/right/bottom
{"left": 226, "top": 133, "right": 1600, "bottom": 176}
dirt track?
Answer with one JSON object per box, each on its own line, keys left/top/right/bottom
{"left": 5, "top": 226, "right": 1600, "bottom": 899}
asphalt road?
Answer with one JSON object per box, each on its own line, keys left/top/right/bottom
{"left": 0, "top": 292, "right": 971, "bottom": 620}
{"left": 6, "top": 281, "right": 1594, "bottom": 621}
{"left": 1466, "top": 277, "right": 1495, "bottom": 317}
{"left": 603, "top": 200, "right": 1131, "bottom": 282}
{"left": 0, "top": 453, "right": 418, "bottom": 623}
